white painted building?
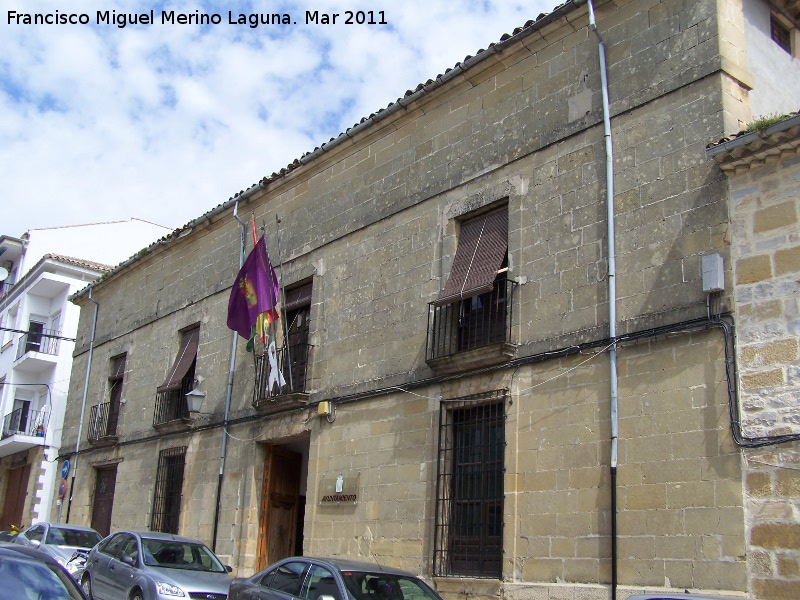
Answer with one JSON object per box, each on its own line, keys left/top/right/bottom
{"left": 0, "top": 219, "right": 171, "bottom": 528}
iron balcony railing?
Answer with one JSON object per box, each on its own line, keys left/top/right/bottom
{"left": 15, "top": 328, "right": 61, "bottom": 360}
{"left": 88, "top": 402, "right": 120, "bottom": 441}
{"left": 2, "top": 407, "right": 48, "bottom": 439}
{"left": 254, "top": 343, "right": 312, "bottom": 401}
{"left": 426, "top": 278, "right": 516, "bottom": 361}
{"left": 153, "top": 378, "right": 194, "bottom": 426}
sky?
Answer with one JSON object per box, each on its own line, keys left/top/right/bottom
{"left": 1, "top": 0, "right": 557, "bottom": 238}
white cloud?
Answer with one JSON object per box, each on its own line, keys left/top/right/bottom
{"left": 1, "top": 0, "right": 554, "bottom": 237}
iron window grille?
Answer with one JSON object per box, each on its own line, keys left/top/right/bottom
{"left": 427, "top": 277, "right": 516, "bottom": 361}
{"left": 254, "top": 285, "right": 313, "bottom": 400}
{"left": 254, "top": 343, "right": 312, "bottom": 400}
{"left": 433, "top": 390, "right": 506, "bottom": 578}
{"left": 90, "top": 355, "right": 126, "bottom": 440}
{"left": 2, "top": 406, "right": 48, "bottom": 438}
{"left": 150, "top": 446, "right": 187, "bottom": 534}
{"left": 154, "top": 328, "right": 199, "bottom": 426}
{"left": 15, "top": 326, "right": 61, "bottom": 359}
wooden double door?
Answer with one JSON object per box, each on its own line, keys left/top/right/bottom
{"left": 1, "top": 463, "right": 31, "bottom": 530}
{"left": 256, "top": 445, "right": 304, "bottom": 570}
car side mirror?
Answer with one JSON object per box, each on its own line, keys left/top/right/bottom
{"left": 225, "top": 565, "right": 233, "bottom": 573}
{"left": 29, "top": 539, "right": 41, "bottom": 547}
{"left": 121, "top": 555, "right": 136, "bottom": 566}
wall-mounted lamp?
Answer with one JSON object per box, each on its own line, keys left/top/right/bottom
{"left": 186, "top": 388, "right": 208, "bottom": 415}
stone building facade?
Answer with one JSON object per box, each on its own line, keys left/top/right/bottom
{"left": 57, "top": 0, "right": 799, "bottom": 599}
{"left": 707, "top": 115, "right": 800, "bottom": 600}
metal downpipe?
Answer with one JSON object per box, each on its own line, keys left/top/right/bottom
{"left": 581, "top": 0, "right": 619, "bottom": 596}
{"left": 66, "top": 289, "right": 98, "bottom": 523}
{"left": 212, "top": 200, "right": 247, "bottom": 551}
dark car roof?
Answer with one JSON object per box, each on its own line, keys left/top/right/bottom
{"left": 117, "top": 529, "right": 208, "bottom": 545}
{"left": 0, "top": 543, "right": 87, "bottom": 598}
{"left": 0, "top": 542, "right": 60, "bottom": 562}
{"left": 283, "top": 556, "right": 418, "bottom": 578}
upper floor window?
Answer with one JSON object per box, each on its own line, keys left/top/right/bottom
{"left": 427, "top": 206, "right": 515, "bottom": 364}
{"left": 90, "top": 354, "right": 126, "bottom": 442}
{"left": 154, "top": 327, "right": 199, "bottom": 426}
{"left": 771, "top": 12, "right": 794, "bottom": 55}
{"left": 255, "top": 282, "right": 313, "bottom": 401}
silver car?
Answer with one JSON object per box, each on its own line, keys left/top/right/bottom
{"left": 229, "top": 556, "right": 444, "bottom": 600}
{"left": 81, "top": 530, "right": 233, "bottom": 600}
{"left": 14, "top": 521, "right": 103, "bottom": 575}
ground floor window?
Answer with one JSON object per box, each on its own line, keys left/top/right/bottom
{"left": 433, "top": 389, "right": 506, "bottom": 578}
{"left": 150, "top": 446, "right": 187, "bottom": 533}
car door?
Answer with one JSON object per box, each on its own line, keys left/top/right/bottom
{"left": 248, "top": 560, "right": 310, "bottom": 600}
{"left": 299, "top": 564, "right": 343, "bottom": 600}
{"left": 106, "top": 534, "right": 139, "bottom": 599}
{"left": 88, "top": 532, "right": 128, "bottom": 600}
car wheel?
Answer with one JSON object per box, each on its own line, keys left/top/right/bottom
{"left": 81, "top": 576, "right": 93, "bottom": 600}
{"left": 130, "top": 590, "right": 143, "bottom": 600}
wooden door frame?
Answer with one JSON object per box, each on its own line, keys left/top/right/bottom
{"left": 256, "top": 445, "right": 302, "bottom": 571}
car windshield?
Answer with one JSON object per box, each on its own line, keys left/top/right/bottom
{"left": 45, "top": 527, "right": 102, "bottom": 548}
{"left": 141, "top": 538, "right": 226, "bottom": 572}
{"left": 341, "top": 572, "right": 441, "bottom": 600}
{"left": 0, "top": 554, "right": 84, "bottom": 599}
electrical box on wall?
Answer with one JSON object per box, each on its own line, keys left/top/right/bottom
{"left": 702, "top": 253, "right": 724, "bottom": 292}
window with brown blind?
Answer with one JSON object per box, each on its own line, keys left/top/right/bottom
{"left": 427, "top": 206, "right": 514, "bottom": 361}
{"left": 154, "top": 326, "right": 199, "bottom": 426}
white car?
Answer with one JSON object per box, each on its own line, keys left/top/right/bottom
{"left": 14, "top": 521, "right": 102, "bottom": 576}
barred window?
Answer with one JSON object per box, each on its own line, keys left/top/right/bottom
{"left": 433, "top": 390, "right": 506, "bottom": 578}
{"left": 151, "top": 446, "right": 187, "bottom": 533}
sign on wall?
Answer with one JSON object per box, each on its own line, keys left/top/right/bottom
{"left": 318, "top": 472, "right": 359, "bottom": 505}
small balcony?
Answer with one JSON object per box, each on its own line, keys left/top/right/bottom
{"left": 14, "top": 329, "right": 61, "bottom": 372}
{"left": 153, "top": 378, "right": 193, "bottom": 430}
{"left": 253, "top": 343, "right": 312, "bottom": 412}
{"left": 0, "top": 407, "right": 48, "bottom": 457}
{"left": 88, "top": 402, "right": 120, "bottom": 446}
{"left": 426, "top": 278, "right": 517, "bottom": 375}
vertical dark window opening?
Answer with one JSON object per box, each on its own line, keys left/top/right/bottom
{"left": 434, "top": 390, "right": 506, "bottom": 578}
{"left": 26, "top": 321, "right": 44, "bottom": 353}
{"left": 154, "top": 327, "right": 199, "bottom": 425}
{"left": 771, "top": 14, "right": 792, "bottom": 54}
{"left": 106, "top": 355, "right": 126, "bottom": 436}
{"left": 151, "top": 446, "right": 187, "bottom": 533}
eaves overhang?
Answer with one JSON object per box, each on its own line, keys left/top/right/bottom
{"left": 705, "top": 113, "right": 800, "bottom": 175}
{"left": 71, "top": 0, "right": 592, "bottom": 302}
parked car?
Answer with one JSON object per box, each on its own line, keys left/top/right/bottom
{"left": 229, "top": 556, "right": 444, "bottom": 600}
{"left": 80, "top": 530, "right": 233, "bottom": 600}
{"left": 0, "top": 542, "right": 87, "bottom": 599}
{"left": 14, "top": 522, "right": 103, "bottom": 575}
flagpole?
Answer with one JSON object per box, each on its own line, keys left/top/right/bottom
{"left": 260, "top": 222, "right": 278, "bottom": 352}
{"left": 275, "top": 215, "right": 293, "bottom": 391}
